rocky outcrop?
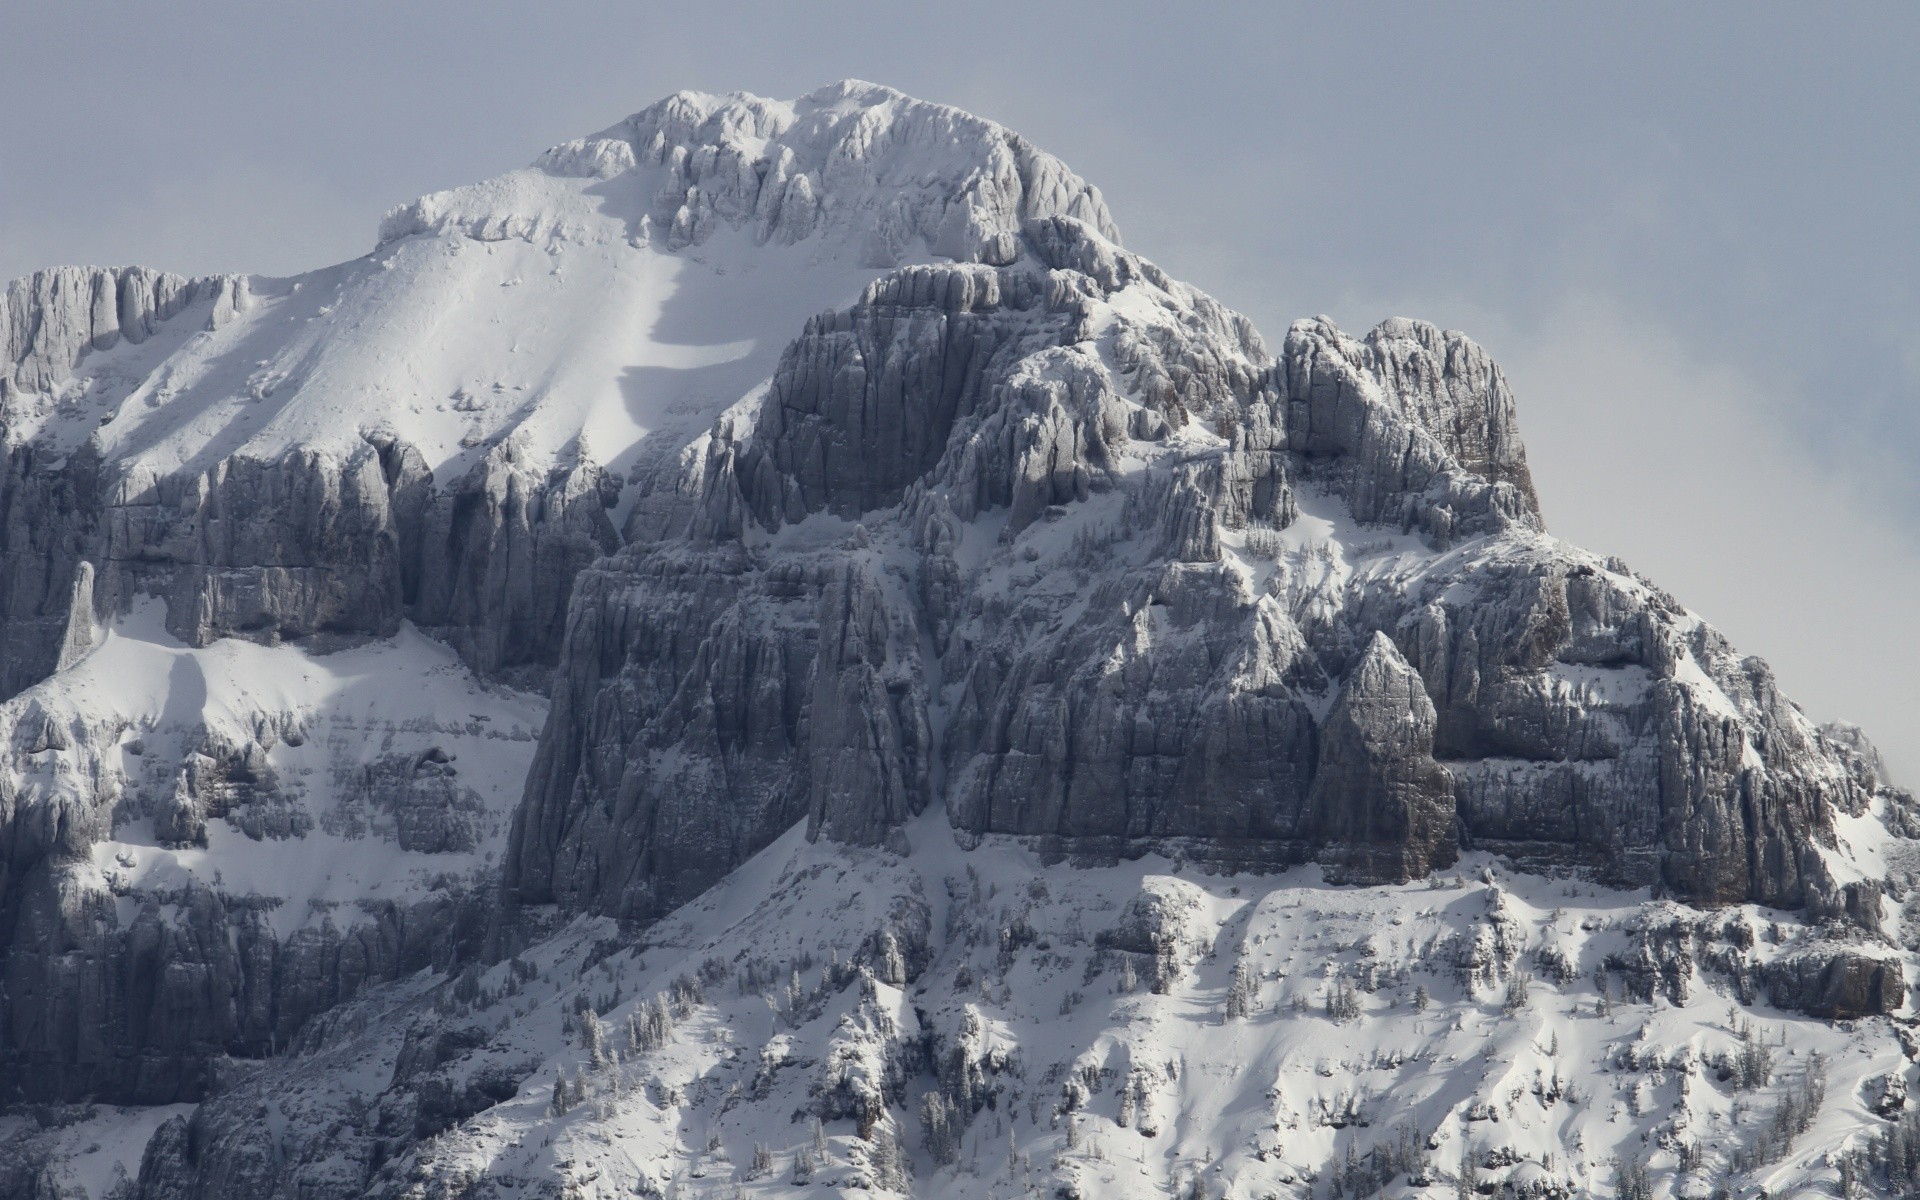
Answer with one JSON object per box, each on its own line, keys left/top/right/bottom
{"left": 3, "top": 876, "right": 483, "bottom": 1105}
{"left": 2, "top": 81, "right": 1914, "bottom": 1200}
{"left": 387, "top": 80, "right": 1118, "bottom": 269}
{"left": 805, "top": 558, "right": 933, "bottom": 846}
{"left": 384, "top": 442, "right": 623, "bottom": 689}
{"left": 1, "top": 266, "right": 228, "bottom": 396}
{"left": 1759, "top": 948, "right": 1905, "bottom": 1019}
{"left": 502, "top": 543, "right": 820, "bottom": 921}
{"left": 0, "top": 435, "right": 619, "bottom": 703}
{"left": 1309, "top": 633, "right": 1456, "bottom": 884}
{"left": 501, "top": 542, "right": 933, "bottom": 921}
{"left": 1284, "top": 316, "right": 1540, "bottom": 518}
{"left": 0, "top": 442, "right": 104, "bottom": 699}
{"left": 738, "top": 265, "right": 1088, "bottom": 525}
{"left": 510, "top": 210, "right": 1894, "bottom": 922}
{"left": 0, "top": 596, "right": 543, "bottom": 1104}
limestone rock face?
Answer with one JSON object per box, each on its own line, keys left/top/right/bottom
{"left": 502, "top": 539, "right": 935, "bottom": 924}
{"left": 508, "top": 210, "right": 1893, "bottom": 923}
{"left": 1283, "top": 315, "right": 1540, "bottom": 527}
{"left": 1, "top": 266, "right": 220, "bottom": 395}
{"left": 1759, "top": 948, "right": 1906, "bottom": 1020}
{"left": 0, "top": 438, "right": 619, "bottom": 704}
{"left": 4, "top": 871, "right": 481, "bottom": 1104}
{"left": 0, "top": 81, "right": 1913, "bottom": 1200}
{"left": 0, "top": 612, "right": 544, "bottom": 1105}
{"left": 502, "top": 544, "right": 822, "bottom": 921}
{"left": 1309, "top": 632, "right": 1456, "bottom": 884}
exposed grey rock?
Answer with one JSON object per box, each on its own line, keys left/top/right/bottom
{"left": 2, "top": 867, "right": 485, "bottom": 1104}
{"left": 1097, "top": 886, "right": 1202, "bottom": 959}
{"left": 0, "top": 266, "right": 216, "bottom": 395}
{"left": 738, "top": 265, "right": 1087, "bottom": 526}
{"left": 1283, "top": 315, "right": 1540, "bottom": 526}
{"left": 0, "top": 434, "right": 618, "bottom": 707}
{"left": 1868, "top": 1069, "right": 1909, "bottom": 1117}
{"left": 1309, "top": 632, "right": 1456, "bottom": 884}
{"left": 52, "top": 562, "right": 95, "bottom": 673}
{"left": 0, "top": 443, "right": 104, "bottom": 700}
{"left": 502, "top": 542, "right": 828, "bottom": 921}
{"left": 511, "top": 212, "right": 1897, "bottom": 924}
{"left": 0, "top": 81, "right": 1911, "bottom": 1200}
{"left": 805, "top": 557, "right": 933, "bottom": 846}
{"left": 1759, "top": 947, "right": 1905, "bottom": 1019}
{"left": 335, "top": 749, "right": 485, "bottom": 854}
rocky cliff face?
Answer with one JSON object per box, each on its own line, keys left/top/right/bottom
{"left": 0, "top": 608, "right": 545, "bottom": 1105}
{"left": 0, "top": 82, "right": 1914, "bottom": 1200}
{"left": 0, "top": 81, "right": 1117, "bottom": 1107}
{"left": 505, "top": 208, "right": 1883, "bottom": 926}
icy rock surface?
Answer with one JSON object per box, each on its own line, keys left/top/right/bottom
{"left": 0, "top": 601, "right": 544, "bottom": 1104}
{"left": 0, "top": 81, "right": 1915, "bottom": 1200}
{"left": 508, "top": 210, "right": 1886, "bottom": 923}
{"left": 0, "top": 79, "right": 1121, "bottom": 1114}
{"left": 0, "top": 82, "right": 1110, "bottom": 700}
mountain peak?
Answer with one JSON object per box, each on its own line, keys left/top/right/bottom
{"left": 0, "top": 80, "right": 1911, "bottom": 1200}
{"left": 379, "top": 81, "right": 1118, "bottom": 271}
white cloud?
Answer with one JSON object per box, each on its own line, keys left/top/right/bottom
{"left": 1492, "top": 295, "right": 1920, "bottom": 784}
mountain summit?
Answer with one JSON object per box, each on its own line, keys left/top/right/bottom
{"left": 0, "top": 84, "right": 1912, "bottom": 1200}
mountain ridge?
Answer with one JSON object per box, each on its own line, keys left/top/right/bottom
{"left": 0, "top": 81, "right": 1912, "bottom": 1200}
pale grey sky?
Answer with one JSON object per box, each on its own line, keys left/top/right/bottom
{"left": 4, "top": 2, "right": 1915, "bottom": 775}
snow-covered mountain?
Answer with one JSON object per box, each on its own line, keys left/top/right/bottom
{"left": 0, "top": 82, "right": 1915, "bottom": 1199}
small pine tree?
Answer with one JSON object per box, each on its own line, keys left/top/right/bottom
{"left": 1502, "top": 971, "right": 1532, "bottom": 1015}
{"left": 580, "top": 1009, "right": 606, "bottom": 1068}
{"left": 921, "top": 1092, "right": 960, "bottom": 1166}
{"left": 1613, "top": 1153, "right": 1653, "bottom": 1200}
{"left": 748, "top": 1143, "right": 774, "bottom": 1180}
{"left": 1413, "top": 984, "right": 1431, "bottom": 1012}
{"left": 1733, "top": 1021, "right": 1774, "bottom": 1091}
{"left": 549, "top": 1067, "right": 586, "bottom": 1117}
{"left": 627, "top": 995, "right": 673, "bottom": 1052}
{"left": 1325, "top": 974, "right": 1361, "bottom": 1023}
{"left": 1226, "top": 961, "right": 1253, "bottom": 1021}
{"left": 866, "top": 1118, "right": 910, "bottom": 1191}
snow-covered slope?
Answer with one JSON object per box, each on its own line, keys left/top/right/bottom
{"left": 113, "top": 818, "right": 1920, "bottom": 1200}
{"left": 1, "top": 81, "right": 1916, "bottom": 1200}
{"left": 0, "top": 80, "right": 1113, "bottom": 698}
{"left": 0, "top": 81, "right": 1117, "bottom": 1118}
{"left": 0, "top": 597, "right": 545, "bottom": 1104}
{"left": 6, "top": 80, "right": 1111, "bottom": 483}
